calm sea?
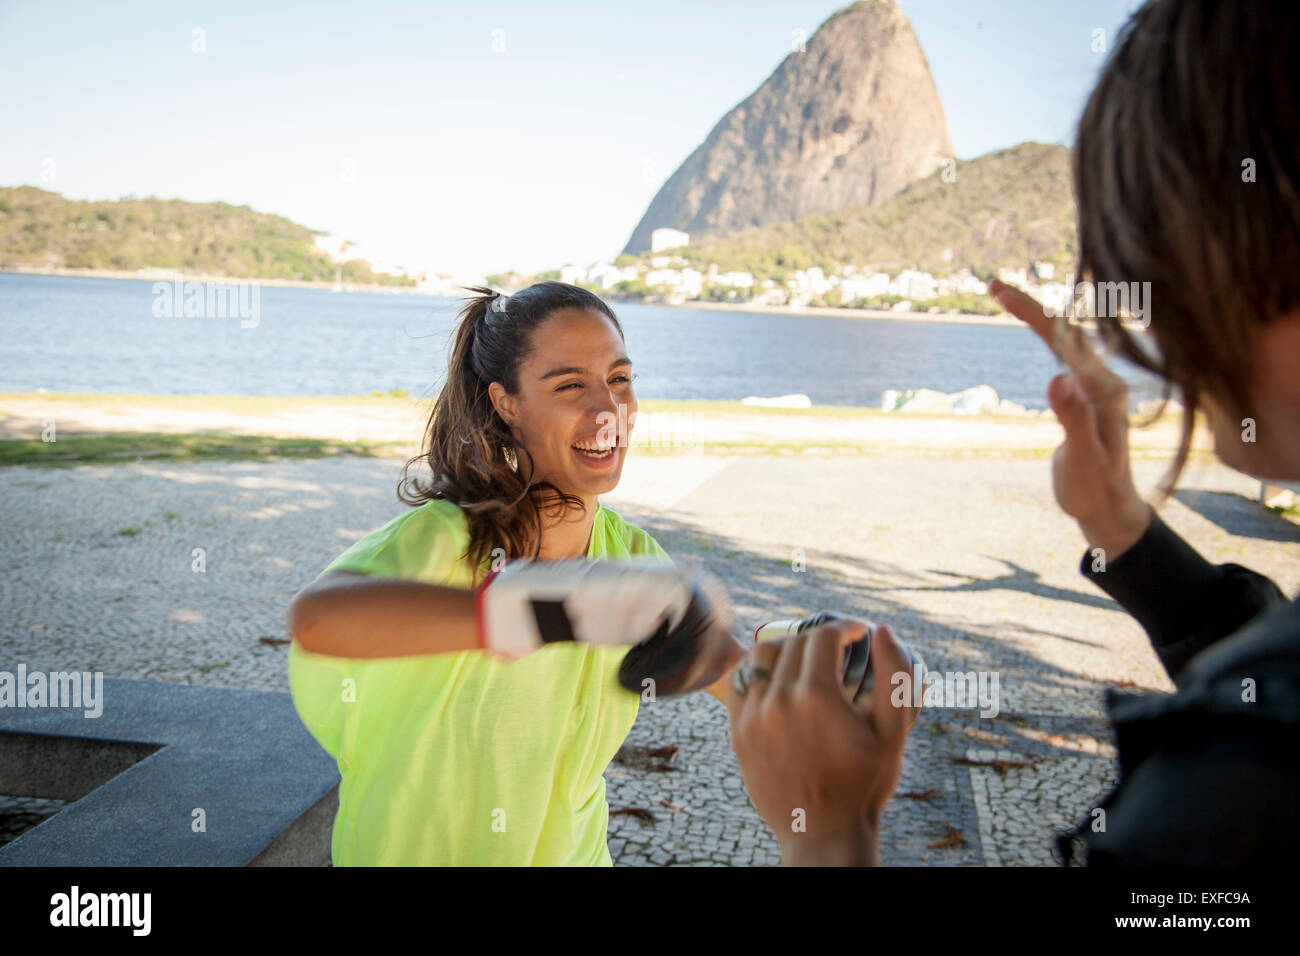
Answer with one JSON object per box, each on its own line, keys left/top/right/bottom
{"left": 0, "top": 273, "right": 1159, "bottom": 409}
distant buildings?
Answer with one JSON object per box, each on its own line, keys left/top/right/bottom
{"left": 627, "top": 261, "right": 984, "bottom": 306}
{"left": 644, "top": 266, "right": 703, "bottom": 296}
{"left": 714, "top": 271, "right": 754, "bottom": 289}
{"left": 490, "top": 244, "right": 1069, "bottom": 318}
{"left": 313, "top": 234, "right": 411, "bottom": 280}
{"left": 949, "top": 269, "right": 988, "bottom": 296}
{"left": 650, "top": 227, "right": 690, "bottom": 253}
{"left": 560, "top": 264, "right": 588, "bottom": 285}
{"left": 756, "top": 281, "right": 788, "bottom": 306}
{"left": 996, "top": 266, "right": 1030, "bottom": 288}
{"left": 893, "top": 269, "right": 937, "bottom": 301}
{"left": 791, "top": 267, "right": 831, "bottom": 296}
{"left": 840, "top": 272, "right": 889, "bottom": 300}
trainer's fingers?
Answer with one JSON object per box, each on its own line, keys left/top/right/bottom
{"left": 1079, "top": 370, "right": 1131, "bottom": 459}
{"left": 747, "top": 636, "right": 783, "bottom": 694}
{"left": 1052, "top": 335, "right": 1131, "bottom": 457}
{"left": 867, "top": 624, "right": 917, "bottom": 735}
{"left": 990, "top": 279, "right": 1093, "bottom": 377}
{"left": 991, "top": 279, "right": 1111, "bottom": 380}
{"left": 769, "top": 631, "right": 807, "bottom": 691}
{"left": 1048, "top": 374, "right": 1108, "bottom": 461}
{"left": 1059, "top": 324, "right": 1126, "bottom": 402}
{"left": 728, "top": 638, "right": 782, "bottom": 719}
{"left": 990, "top": 280, "right": 1057, "bottom": 353}
{"left": 993, "top": 279, "right": 1131, "bottom": 456}
{"left": 800, "top": 617, "right": 869, "bottom": 690}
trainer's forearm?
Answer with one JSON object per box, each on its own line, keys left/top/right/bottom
{"left": 290, "top": 576, "right": 479, "bottom": 659}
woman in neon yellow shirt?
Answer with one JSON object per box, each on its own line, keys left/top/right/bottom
{"left": 287, "top": 281, "right": 745, "bottom": 866}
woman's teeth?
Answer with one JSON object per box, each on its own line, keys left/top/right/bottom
{"left": 572, "top": 441, "right": 614, "bottom": 459}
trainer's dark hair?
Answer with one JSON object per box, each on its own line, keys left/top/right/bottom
{"left": 399, "top": 281, "right": 625, "bottom": 574}
{"left": 1074, "top": 0, "right": 1300, "bottom": 494}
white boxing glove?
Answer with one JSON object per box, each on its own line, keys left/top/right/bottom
{"left": 474, "top": 557, "right": 700, "bottom": 661}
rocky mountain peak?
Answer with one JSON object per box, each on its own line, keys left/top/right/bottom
{"left": 623, "top": 0, "right": 954, "bottom": 255}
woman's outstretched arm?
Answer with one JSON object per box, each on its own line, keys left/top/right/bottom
{"left": 289, "top": 570, "right": 479, "bottom": 659}
{"left": 289, "top": 560, "right": 731, "bottom": 665}
{"left": 704, "top": 656, "right": 744, "bottom": 704}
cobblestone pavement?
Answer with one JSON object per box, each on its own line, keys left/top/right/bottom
{"left": 2, "top": 452, "right": 1297, "bottom": 865}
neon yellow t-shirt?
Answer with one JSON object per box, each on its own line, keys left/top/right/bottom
{"left": 287, "top": 498, "right": 668, "bottom": 866}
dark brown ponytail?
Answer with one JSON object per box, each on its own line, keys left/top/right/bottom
{"left": 398, "top": 281, "right": 625, "bottom": 574}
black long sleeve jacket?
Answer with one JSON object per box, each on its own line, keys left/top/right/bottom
{"left": 1057, "top": 513, "right": 1300, "bottom": 865}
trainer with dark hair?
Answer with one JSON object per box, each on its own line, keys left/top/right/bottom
{"left": 725, "top": 0, "right": 1300, "bottom": 866}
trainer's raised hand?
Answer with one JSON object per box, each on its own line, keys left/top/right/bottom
{"left": 725, "top": 617, "right": 919, "bottom": 866}
{"left": 990, "top": 279, "right": 1153, "bottom": 559}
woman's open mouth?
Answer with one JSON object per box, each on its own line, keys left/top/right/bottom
{"left": 571, "top": 438, "right": 617, "bottom": 467}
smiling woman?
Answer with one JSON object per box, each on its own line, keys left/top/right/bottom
{"left": 285, "top": 281, "right": 745, "bottom": 866}
{"left": 403, "top": 282, "right": 639, "bottom": 566}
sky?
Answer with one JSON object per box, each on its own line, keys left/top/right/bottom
{"left": 0, "top": 0, "right": 1142, "bottom": 280}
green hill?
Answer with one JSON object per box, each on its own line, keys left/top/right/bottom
{"left": 0, "top": 186, "right": 413, "bottom": 285}
{"left": 659, "top": 142, "right": 1076, "bottom": 281}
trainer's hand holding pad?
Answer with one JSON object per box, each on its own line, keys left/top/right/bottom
{"left": 476, "top": 557, "right": 741, "bottom": 695}
{"left": 755, "top": 612, "right": 925, "bottom": 723}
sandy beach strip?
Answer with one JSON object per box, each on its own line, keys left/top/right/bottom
{"left": 0, "top": 392, "right": 1209, "bottom": 461}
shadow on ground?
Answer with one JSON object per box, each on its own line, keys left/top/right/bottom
{"left": 1174, "top": 488, "right": 1300, "bottom": 543}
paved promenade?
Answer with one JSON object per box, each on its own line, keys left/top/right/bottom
{"left": 2, "top": 451, "right": 1296, "bottom": 864}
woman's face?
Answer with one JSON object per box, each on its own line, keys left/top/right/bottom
{"left": 490, "top": 307, "right": 637, "bottom": 499}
